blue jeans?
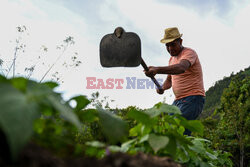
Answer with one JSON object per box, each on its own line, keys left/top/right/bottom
{"left": 172, "top": 95, "right": 205, "bottom": 135}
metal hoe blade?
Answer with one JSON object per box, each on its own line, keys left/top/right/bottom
{"left": 100, "top": 28, "right": 141, "bottom": 67}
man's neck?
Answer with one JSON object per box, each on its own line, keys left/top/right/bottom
{"left": 171, "top": 46, "right": 184, "bottom": 57}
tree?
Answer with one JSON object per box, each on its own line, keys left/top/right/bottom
{"left": 208, "top": 76, "right": 250, "bottom": 167}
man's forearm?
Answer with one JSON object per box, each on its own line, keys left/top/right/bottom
{"left": 155, "top": 59, "right": 191, "bottom": 75}
{"left": 156, "top": 64, "right": 185, "bottom": 75}
{"left": 162, "top": 75, "right": 172, "bottom": 90}
{"left": 145, "top": 60, "right": 190, "bottom": 78}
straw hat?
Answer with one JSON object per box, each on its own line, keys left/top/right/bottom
{"left": 160, "top": 27, "right": 183, "bottom": 44}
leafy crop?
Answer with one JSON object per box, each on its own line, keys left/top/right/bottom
{"left": 87, "top": 103, "right": 233, "bottom": 166}
{"left": 0, "top": 75, "right": 128, "bottom": 159}
{"left": 0, "top": 74, "right": 233, "bottom": 166}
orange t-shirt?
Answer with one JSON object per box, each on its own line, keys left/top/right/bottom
{"left": 169, "top": 47, "right": 205, "bottom": 100}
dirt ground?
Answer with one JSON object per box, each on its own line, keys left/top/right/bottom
{"left": 0, "top": 142, "right": 182, "bottom": 167}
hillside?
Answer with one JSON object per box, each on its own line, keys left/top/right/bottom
{"left": 200, "top": 66, "right": 250, "bottom": 118}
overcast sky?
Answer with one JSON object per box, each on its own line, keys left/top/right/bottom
{"left": 0, "top": 0, "right": 250, "bottom": 109}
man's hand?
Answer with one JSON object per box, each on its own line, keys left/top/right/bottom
{"left": 156, "top": 88, "right": 164, "bottom": 94}
{"left": 144, "top": 66, "right": 158, "bottom": 77}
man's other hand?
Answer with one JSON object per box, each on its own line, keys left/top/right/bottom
{"left": 144, "top": 66, "right": 157, "bottom": 77}
{"left": 157, "top": 88, "right": 164, "bottom": 94}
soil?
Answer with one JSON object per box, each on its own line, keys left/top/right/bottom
{"left": 0, "top": 142, "right": 182, "bottom": 167}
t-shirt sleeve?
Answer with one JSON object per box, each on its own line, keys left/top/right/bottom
{"left": 181, "top": 49, "right": 197, "bottom": 66}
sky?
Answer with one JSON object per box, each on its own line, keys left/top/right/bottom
{"left": 0, "top": 0, "right": 249, "bottom": 109}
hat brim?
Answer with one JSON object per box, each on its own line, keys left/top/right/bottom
{"left": 160, "top": 34, "right": 183, "bottom": 44}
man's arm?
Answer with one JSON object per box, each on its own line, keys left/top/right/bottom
{"left": 162, "top": 74, "right": 172, "bottom": 90}
{"left": 157, "top": 74, "right": 172, "bottom": 94}
{"left": 144, "top": 59, "right": 191, "bottom": 77}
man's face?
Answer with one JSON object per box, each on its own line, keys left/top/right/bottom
{"left": 165, "top": 39, "right": 183, "bottom": 56}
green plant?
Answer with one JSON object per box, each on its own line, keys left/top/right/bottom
{"left": 87, "top": 103, "right": 233, "bottom": 166}
{"left": 0, "top": 74, "right": 235, "bottom": 166}
{"left": 0, "top": 75, "right": 128, "bottom": 160}
{"left": 0, "top": 75, "right": 80, "bottom": 159}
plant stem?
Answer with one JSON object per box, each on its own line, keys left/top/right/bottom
{"left": 6, "top": 42, "right": 19, "bottom": 78}
{"left": 39, "top": 44, "right": 68, "bottom": 83}
{"left": 13, "top": 45, "right": 18, "bottom": 78}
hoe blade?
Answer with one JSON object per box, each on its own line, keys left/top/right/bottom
{"left": 100, "top": 30, "right": 141, "bottom": 67}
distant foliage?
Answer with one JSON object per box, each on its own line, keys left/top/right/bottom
{"left": 203, "top": 76, "right": 250, "bottom": 167}
{"left": 201, "top": 66, "right": 250, "bottom": 118}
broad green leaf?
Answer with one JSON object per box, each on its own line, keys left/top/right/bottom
{"left": 129, "top": 123, "right": 143, "bottom": 137}
{"left": 148, "top": 134, "right": 169, "bottom": 153}
{"left": 47, "top": 95, "right": 81, "bottom": 130}
{"left": 205, "top": 151, "right": 217, "bottom": 160}
{"left": 11, "top": 77, "right": 28, "bottom": 92}
{"left": 189, "top": 139, "right": 206, "bottom": 154}
{"left": 153, "top": 102, "right": 163, "bottom": 108}
{"left": 97, "top": 107, "right": 128, "bottom": 144}
{"left": 0, "top": 83, "right": 40, "bottom": 159}
{"left": 129, "top": 123, "right": 151, "bottom": 137}
{"left": 69, "top": 95, "right": 90, "bottom": 112}
{"left": 177, "top": 115, "right": 204, "bottom": 135}
{"left": 127, "top": 109, "right": 156, "bottom": 127}
{"left": 140, "top": 124, "right": 151, "bottom": 136}
{"left": 191, "top": 137, "right": 211, "bottom": 143}
{"left": 108, "top": 145, "right": 122, "bottom": 152}
{"left": 26, "top": 80, "right": 82, "bottom": 131}
{"left": 144, "top": 103, "right": 181, "bottom": 117}
{"left": 85, "top": 141, "right": 105, "bottom": 148}
{"left": 158, "top": 103, "right": 181, "bottom": 115}
{"left": 186, "top": 120, "right": 204, "bottom": 135}
{"left": 177, "top": 126, "right": 185, "bottom": 135}
{"left": 139, "top": 134, "right": 149, "bottom": 143}
{"left": 42, "top": 81, "right": 59, "bottom": 89}
{"left": 121, "top": 138, "right": 136, "bottom": 152}
{"left": 26, "top": 80, "right": 55, "bottom": 99}
{"left": 144, "top": 108, "right": 162, "bottom": 117}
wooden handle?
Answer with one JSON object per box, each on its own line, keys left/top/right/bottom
{"left": 141, "top": 59, "right": 163, "bottom": 90}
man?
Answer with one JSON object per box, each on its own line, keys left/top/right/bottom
{"left": 144, "top": 27, "right": 205, "bottom": 135}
